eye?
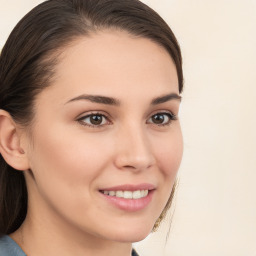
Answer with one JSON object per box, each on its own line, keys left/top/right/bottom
{"left": 147, "top": 112, "right": 176, "bottom": 126}
{"left": 77, "top": 113, "right": 110, "bottom": 127}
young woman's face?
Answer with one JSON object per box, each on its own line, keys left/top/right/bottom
{"left": 23, "top": 31, "right": 183, "bottom": 243}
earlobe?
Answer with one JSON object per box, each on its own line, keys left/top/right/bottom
{"left": 0, "top": 110, "right": 30, "bottom": 171}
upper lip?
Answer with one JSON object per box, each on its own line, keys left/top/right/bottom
{"left": 99, "top": 183, "right": 156, "bottom": 191}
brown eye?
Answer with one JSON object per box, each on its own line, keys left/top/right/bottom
{"left": 78, "top": 114, "right": 108, "bottom": 127}
{"left": 151, "top": 114, "right": 165, "bottom": 124}
{"left": 90, "top": 115, "right": 103, "bottom": 125}
{"left": 148, "top": 112, "right": 176, "bottom": 126}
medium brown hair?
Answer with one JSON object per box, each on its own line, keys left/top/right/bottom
{"left": 0, "top": 0, "right": 183, "bottom": 234}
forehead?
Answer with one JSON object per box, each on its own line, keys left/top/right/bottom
{"left": 41, "top": 30, "right": 179, "bottom": 103}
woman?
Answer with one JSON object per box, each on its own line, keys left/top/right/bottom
{"left": 0, "top": 0, "right": 183, "bottom": 255}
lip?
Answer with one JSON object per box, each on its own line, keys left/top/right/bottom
{"left": 99, "top": 183, "right": 155, "bottom": 212}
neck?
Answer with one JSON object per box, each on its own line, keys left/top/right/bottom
{"left": 11, "top": 210, "right": 132, "bottom": 256}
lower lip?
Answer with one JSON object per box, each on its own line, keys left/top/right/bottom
{"left": 100, "top": 190, "right": 154, "bottom": 212}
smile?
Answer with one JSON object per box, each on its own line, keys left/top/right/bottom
{"left": 99, "top": 184, "right": 155, "bottom": 211}
{"left": 100, "top": 190, "right": 149, "bottom": 199}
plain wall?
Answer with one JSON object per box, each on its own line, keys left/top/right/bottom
{"left": 1, "top": 1, "right": 256, "bottom": 255}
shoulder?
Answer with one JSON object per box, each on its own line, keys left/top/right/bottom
{"left": 0, "top": 235, "right": 26, "bottom": 256}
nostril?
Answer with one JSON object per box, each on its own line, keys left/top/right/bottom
{"left": 123, "top": 165, "right": 136, "bottom": 169}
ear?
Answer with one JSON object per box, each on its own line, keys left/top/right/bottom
{"left": 0, "top": 110, "right": 30, "bottom": 171}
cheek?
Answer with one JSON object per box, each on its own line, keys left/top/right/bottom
{"left": 28, "top": 124, "right": 114, "bottom": 193}
{"left": 154, "top": 128, "right": 183, "bottom": 179}
{"left": 26, "top": 125, "right": 117, "bottom": 227}
{"left": 148, "top": 127, "right": 183, "bottom": 223}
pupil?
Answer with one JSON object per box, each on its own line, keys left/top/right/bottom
{"left": 153, "top": 114, "right": 164, "bottom": 124}
{"left": 90, "top": 115, "right": 102, "bottom": 125}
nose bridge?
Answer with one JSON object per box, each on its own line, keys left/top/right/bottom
{"left": 114, "top": 121, "right": 155, "bottom": 171}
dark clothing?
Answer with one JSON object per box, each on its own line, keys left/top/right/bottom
{"left": 132, "top": 248, "right": 139, "bottom": 256}
{"left": 0, "top": 235, "right": 139, "bottom": 256}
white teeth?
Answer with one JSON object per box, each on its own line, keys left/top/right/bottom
{"left": 123, "top": 191, "right": 133, "bottom": 199}
{"left": 132, "top": 190, "right": 141, "bottom": 199}
{"left": 109, "top": 191, "right": 116, "bottom": 196}
{"left": 102, "top": 190, "right": 149, "bottom": 199}
{"left": 116, "top": 191, "right": 123, "bottom": 197}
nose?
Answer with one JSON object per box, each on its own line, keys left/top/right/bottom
{"left": 114, "top": 124, "right": 156, "bottom": 172}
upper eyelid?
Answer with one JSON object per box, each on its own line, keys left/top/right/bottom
{"left": 76, "top": 109, "right": 177, "bottom": 122}
{"left": 77, "top": 111, "right": 111, "bottom": 120}
{"left": 148, "top": 109, "right": 176, "bottom": 118}
{"left": 147, "top": 112, "right": 176, "bottom": 121}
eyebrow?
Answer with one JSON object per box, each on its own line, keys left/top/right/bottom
{"left": 65, "top": 93, "right": 181, "bottom": 106}
{"left": 65, "top": 94, "right": 120, "bottom": 106}
{"left": 151, "top": 93, "right": 182, "bottom": 105}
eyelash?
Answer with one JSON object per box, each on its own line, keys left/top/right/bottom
{"left": 77, "top": 112, "right": 111, "bottom": 128}
{"left": 77, "top": 111, "right": 177, "bottom": 128}
{"left": 147, "top": 112, "right": 177, "bottom": 126}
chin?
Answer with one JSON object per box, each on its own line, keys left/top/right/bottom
{"left": 108, "top": 224, "right": 154, "bottom": 243}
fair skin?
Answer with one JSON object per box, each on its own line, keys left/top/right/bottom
{"left": 1, "top": 30, "right": 182, "bottom": 256}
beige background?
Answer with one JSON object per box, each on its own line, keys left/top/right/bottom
{"left": 1, "top": 0, "right": 256, "bottom": 255}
